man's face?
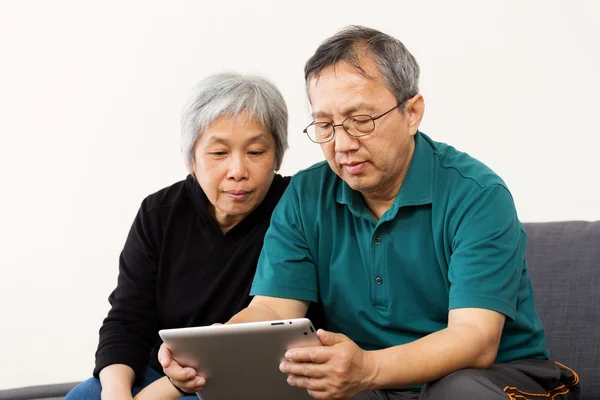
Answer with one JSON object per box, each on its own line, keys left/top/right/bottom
{"left": 308, "top": 58, "right": 421, "bottom": 196}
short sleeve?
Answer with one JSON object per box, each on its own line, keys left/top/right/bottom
{"left": 448, "top": 185, "right": 524, "bottom": 320}
{"left": 250, "top": 179, "right": 319, "bottom": 302}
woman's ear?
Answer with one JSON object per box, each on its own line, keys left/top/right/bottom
{"left": 190, "top": 155, "right": 196, "bottom": 176}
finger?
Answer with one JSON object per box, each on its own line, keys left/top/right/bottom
{"left": 279, "top": 361, "right": 327, "bottom": 378}
{"left": 163, "top": 361, "right": 197, "bottom": 382}
{"left": 317, "top": 329, "right": 348, "bottom": 346}
{"left": 158, "top": 344, "right": 172, "bottom": 368}
{"left": 285, "top": 346, "right": 331, "bottom": 363}
{"left": 170, "top": 376, "right": 206, "bottom": 393}
{"left": 287, "top": 375, "right": 328, "bottom": 391}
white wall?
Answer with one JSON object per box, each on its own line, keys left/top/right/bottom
{"left": 1, "top": 0, "right": 598, "bottom": 389}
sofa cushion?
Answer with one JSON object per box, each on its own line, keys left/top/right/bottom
{"left": 524, "top": 221, "right": 600, "bottom": 398}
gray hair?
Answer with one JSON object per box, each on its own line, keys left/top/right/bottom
{"left": 181, "top": 72, "right": 288, "bottom": 172}
{"left": 304, "top": 25, "right": 420, "bottom": 111}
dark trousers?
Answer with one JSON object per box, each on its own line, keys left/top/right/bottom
{"left": 353, "top": 359, "right": 580, "bottom": 400}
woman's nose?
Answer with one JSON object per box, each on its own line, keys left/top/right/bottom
{"left": 227, "top": 155, "right": 249, "bottom": 180}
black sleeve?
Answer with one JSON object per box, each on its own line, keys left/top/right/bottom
{"left": 93, "top": 198, "right": 161, "bottom": 382}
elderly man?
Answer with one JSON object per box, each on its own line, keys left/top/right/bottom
{"left": 162, "top": 26, "right": 580, "bottom": 399}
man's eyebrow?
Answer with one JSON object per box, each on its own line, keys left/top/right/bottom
{"left": 311, "top": 102, "right": 377, "bottom": 120}
{"left": 311, "top": 110, "right": 332, "bottom": 120}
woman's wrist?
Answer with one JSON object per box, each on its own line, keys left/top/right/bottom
{"left": 169, "top": 377, "right": 195, "bottom": 396}
{"left": 99, "top": 364, "right": 135, "bottom": 393}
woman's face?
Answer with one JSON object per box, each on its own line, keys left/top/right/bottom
{"left": 192, "top": 112, "right": 277, "bottom": 232}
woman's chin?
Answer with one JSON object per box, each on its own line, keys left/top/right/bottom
{"left": 218, "top": 203, "right": 257, "bottom": 218}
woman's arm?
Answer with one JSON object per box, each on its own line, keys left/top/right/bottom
{"left": 98, "top": 364, "right": 135, "bottom": 399}
{"left": 95, "top": 199, "right": 162, "bottom": 384}
{"left": 133, "top": 376, "right": 182, "bottom": 400}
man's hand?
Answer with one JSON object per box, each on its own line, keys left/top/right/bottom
{"left": 279, "top": 329, "right": 377, "bottom": 400}
{"left": 158, "top": 343, "right": 206, "bottom": 393}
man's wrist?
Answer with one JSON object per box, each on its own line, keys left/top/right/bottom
{"left": 361, "top": 350, "right": 382, "bottom": 392}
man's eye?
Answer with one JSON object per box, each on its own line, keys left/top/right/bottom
{"left": 249, "top": 151, "right": 264, "bottom": 156}
{"left": 314, "top": 124, "right": 330, "bottom": 133}
{"left": 210, "top": 152, "right": 227, "bottom": 156}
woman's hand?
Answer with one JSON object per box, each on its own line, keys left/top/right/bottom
{"left": 158, "top": 343, "right": 206, "bottom": 393}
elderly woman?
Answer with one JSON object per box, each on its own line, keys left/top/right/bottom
{"left": 66, "top": 72, "right": 313, "bottom": 400}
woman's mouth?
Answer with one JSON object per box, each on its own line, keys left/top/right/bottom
{"left": 225, "top": 190, "right": 251, "bottom": 201}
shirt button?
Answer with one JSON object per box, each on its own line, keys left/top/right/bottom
{"left": 375, "top": 276, "right": 383, "bottom": 285}
{"left": 373, "top": 236, "right": 382, "bottom": 245}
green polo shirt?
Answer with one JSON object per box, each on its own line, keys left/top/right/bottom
{"left": 251, "top": 131, "right": 548, "bottom": 368}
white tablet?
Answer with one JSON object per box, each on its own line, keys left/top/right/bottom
{"left": 158, "top": 318, "right": 321, "bottom": 400}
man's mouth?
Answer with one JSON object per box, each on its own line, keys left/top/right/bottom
{"left": 340, "top": 162, "right": 366, "bottom": 175}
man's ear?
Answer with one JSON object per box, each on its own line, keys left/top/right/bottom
{"left": 406, "top": 94, "right": 425, "bottom": 135}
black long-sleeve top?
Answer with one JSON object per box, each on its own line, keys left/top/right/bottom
{"left": 93, "top": 174, "right": 292, "bottom": 381}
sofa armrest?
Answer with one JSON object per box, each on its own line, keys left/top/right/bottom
{"left": 0, "top": 382, "right": 80, "bottom": 400}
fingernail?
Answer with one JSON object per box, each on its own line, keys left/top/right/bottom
{"left": 285, "top": 351, "right": 292, "bottom": 359}
{"left": 323, "top": 331, "right": 329, "bottom": 340}
{"left": 187, "top": 371, "right": 195, "bottom": 379}
{"left": 279, "top": 362, "right": 285, "bottom": 372}
{"left": 196, "top": 378, "right": 204, "bottom": 386}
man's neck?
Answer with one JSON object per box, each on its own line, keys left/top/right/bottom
{"left": 362, "top": 182, "right": 403, "bottom": 221}
{"left": 361, "top": 142, "right": 415, "bottom": 221}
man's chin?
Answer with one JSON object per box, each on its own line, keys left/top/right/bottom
{"left": 343, "top": 176, "right": 376, "bottom": 193}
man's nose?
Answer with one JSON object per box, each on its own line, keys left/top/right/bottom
{"left": 334, "top": 126, "right": 360, "bottom": 153}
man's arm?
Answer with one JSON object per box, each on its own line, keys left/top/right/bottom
{"left": 228, "top": 295, "right": 309, "bottom": 324}
{"left": 367, "top": 308, "right": 505, "bottom": 389}
{"left": 282, "top": 308, "right": 504, "bottom": 399}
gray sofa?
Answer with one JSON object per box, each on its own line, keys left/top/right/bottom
{"left": 1, "top": 221, "right": 598, "bottom": 399}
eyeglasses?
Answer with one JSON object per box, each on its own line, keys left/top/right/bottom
{"left": 303, "top": 103, "right": 401, "bottom": 144}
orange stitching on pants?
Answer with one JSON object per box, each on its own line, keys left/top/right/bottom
{"left": 502, "top": 361, "right": 579, "bottom": 399}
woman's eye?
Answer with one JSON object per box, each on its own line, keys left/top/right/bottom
{"left": 248, "top": 151, "right": 264, "bottom": 156}
{"left": 210, "top": 152, "right": 227, "bottom": 157}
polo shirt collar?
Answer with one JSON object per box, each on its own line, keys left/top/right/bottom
{"left": 335, "top": 131, "right": 434, "bottom": 218}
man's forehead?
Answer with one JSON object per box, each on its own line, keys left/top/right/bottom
{"left": 308, "top": 54, "right": 378, "bottom": 82}
{"left": 310, "top": 101, "right": 380, "bottom": 119}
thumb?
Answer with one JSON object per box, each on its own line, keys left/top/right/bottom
{"left": 158, "top": 344, "right": 172, "bottom": 368}
{"left": 317, "top": 329, "right": 348, "bottom": 346}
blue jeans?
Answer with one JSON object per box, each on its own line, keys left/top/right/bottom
{"left": 65, "top": 367, "right": 197, "bottom": 399}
